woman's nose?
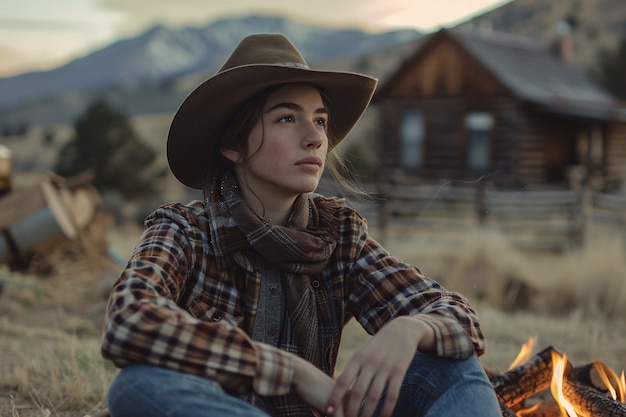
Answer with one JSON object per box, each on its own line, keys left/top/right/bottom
{"left": 302, "top": 124, "right": 324, "bottom": 148}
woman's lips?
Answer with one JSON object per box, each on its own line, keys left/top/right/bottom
{"left": 296, "top": 156, "right": 323, "bottom": 170}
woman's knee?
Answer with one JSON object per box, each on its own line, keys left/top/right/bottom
{"left": 107, "top": 364, "right": 268, "bottom": 417}
{"left": 404, "top": 352, "right": 488, "bottom": 387}
{"left": 391, "top": 353, "right": 496, "bottom": 417}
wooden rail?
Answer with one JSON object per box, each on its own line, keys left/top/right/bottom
{"left": 377, "top": 183, "right": 625, "bottom": 251}
{"left": 376, "top": 183, "right": 480, "bottom": 245}
{"left": 590, "top": 192, "right": 626, "bottom": 248}
{"left": 483, "top": 189, "right": 584, "bottom": 251}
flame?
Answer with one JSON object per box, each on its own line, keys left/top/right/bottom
{"left": 621, "top": 371, "right": 626, "bottom": 403}
{"left": 515, "top": 403, "right": 541, "bottom": 416}
{"left": 508, "top": 336, "right": 536, "bottom": 370}
{"left": 550, "top": 351, "right": 579, "bottom": 417}
{"left": 509, "top": 338, "right": 626, "bottom": 416}
{"left": 594, "top": 360, "right": 620, "bottom": 401}
{"left": 593, "top": 361, "right": 626, "bottom": 403}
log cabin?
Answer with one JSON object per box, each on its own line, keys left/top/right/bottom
{"left": 373, "top": 28, "right": 626, "bottom": 192}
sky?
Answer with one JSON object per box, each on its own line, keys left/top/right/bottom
{"left": 0, "top": 0, "right": 512, "bottom": 77}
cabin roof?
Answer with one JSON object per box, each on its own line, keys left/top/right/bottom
{"left": 376, "top": 28, "right": 626, "bottom": 121}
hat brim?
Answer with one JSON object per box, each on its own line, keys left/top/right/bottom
{"left": 167, "top": 64, "right": 378, "bottom": 190}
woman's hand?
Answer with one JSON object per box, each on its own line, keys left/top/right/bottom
{"left": 291, "top": 354, "right": 345, "bottom": 417}
{"left": 326, "top": 316, "right": 435, "bottom": 417}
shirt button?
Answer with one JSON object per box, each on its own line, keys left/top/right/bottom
{"left": 211, "top": 311, "right": 224, "bottom": 322}
{"left": 312, "top": 280, "right": 320, "bottom": 289}
{"left": 270, "top": 285, "right": 279, "bottom": 294}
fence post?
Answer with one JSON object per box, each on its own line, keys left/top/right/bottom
{"left": 476, "top": 182, "right": 488, "bottom": 226}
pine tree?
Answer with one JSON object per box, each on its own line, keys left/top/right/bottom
{"left": 594, "top": 37, "right": 626, "bottom": 100}
{"left": 55, "top": 98, "right": 164, "bottom": 198}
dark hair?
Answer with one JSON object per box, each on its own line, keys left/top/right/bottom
{"left": 203, "top": 83, "right": 364, "bottom": 200}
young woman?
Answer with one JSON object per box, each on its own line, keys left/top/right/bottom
{"left": 101, "top": 33, "right": 501, "bottom": 417}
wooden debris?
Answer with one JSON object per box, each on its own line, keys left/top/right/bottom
{"left": 0, "top": 171, "right": 102, "bottom": 270}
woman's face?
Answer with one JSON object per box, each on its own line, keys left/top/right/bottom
{"left": 223, "top": 83, "right": 329, "bottom": 202}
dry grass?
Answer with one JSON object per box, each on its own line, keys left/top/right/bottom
{"left": 373, "top": 224, "right": 626, "bottom": 374}
{"left": 0, "top": 244, "right": 118, "bottom": 416}
{"left": 0, "top": 318, "right": 114, "bottom": 413}
{"left": 1, "top": 223, "right": 625, "bottom": 416}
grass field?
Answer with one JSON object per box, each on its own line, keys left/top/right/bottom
{"left": 0, "top": 221, "right": 625, "bottom": 416}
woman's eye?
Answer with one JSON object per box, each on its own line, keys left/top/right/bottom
{"left": 278, "top": 115, "right": 294, "bottom": 123}
{"left": 316, "top": 118, "right": 328, "bottom": 127}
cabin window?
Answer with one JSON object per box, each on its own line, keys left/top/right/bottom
{"left": 465, "top": 112, "right": 493, "bottom": 172}
{"left": 400, "top": 109, "right": 424, "bottom": 169}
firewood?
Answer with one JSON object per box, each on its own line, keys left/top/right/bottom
{"left": 491, "top": 346, "right": 568, "bottom": 408}
{"left": 562, "top": 376, "right": 626, "bottom": 416}
{"left": 571, "top": 362, "right": 610, "bottom": 393}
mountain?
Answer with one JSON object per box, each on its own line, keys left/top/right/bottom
{"left": 2, "top": 0, "right": 625, "bottom": 127}
{"left": 0, "top": 15, "right": 420, "bottom": 118}
{"left": 457, "top": 0, "right": 626, "bottom": 73}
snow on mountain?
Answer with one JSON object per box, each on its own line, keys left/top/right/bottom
{"left": 0, "top": 15, "right": 420, "bottom": 112}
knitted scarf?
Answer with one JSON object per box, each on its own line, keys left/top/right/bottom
{"left": 204, "top": 174, "right": 342, "bottom": 379}
{"left": 206, "top": 174, "right": 339, "bottom": 275}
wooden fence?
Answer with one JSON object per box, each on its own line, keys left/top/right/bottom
{"left": 376, "top": 183, "right": 626, "bottom": 251}
{"left": 590, "top": 191, "right": 626, "bottom": 249}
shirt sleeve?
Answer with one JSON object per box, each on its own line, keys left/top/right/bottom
{"left": 339, "top": 213, "right": 486, "bottom": 359}
{"left": 100, "top": 203, "right": 294, "bottom": 396}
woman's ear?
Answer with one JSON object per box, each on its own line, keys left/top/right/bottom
{"left": 221, "top": 147, "right": 240, "bottom": 163}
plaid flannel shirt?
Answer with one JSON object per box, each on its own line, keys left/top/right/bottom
{"left": 101, "top": 195, "right": 486, "bottom": 414}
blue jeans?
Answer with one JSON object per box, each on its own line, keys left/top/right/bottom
{"left": 107, "top": 353, "right": 501, "bottom": 417}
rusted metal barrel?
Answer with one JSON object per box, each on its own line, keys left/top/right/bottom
{"left": 0, "top": 179, "right": 79, "bottom": 267}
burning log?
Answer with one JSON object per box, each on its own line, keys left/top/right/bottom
{"left": 491, "top": 339, "right": 626, "bottom": 417}
{"left": 490, "top": 346, "right": 568, "bottom": 408}
{"left": 572, "top": 362, "right": 611, "bottom": 393}
{"left": 561, "top": 376, "right": 626, "bottom": 417}
{"left": 572, "top": 360, "right": 626, "bottom": 400}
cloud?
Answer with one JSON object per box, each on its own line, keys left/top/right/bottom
{"left": 0, "top": 17, "right": 97, "bottom": 32}
{"left": 96, "top": 0, "right": 396, "bottom": 35}
{"left": 0, "top": 0, "right": 511, "bottom": 77}
{"left": 95, "top": 0, "right": 512, "bottom": 35}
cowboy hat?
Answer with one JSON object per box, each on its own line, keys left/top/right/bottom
{"left": 166, "top": 33, "right": 378, "bottom": 190}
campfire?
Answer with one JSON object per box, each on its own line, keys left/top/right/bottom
{"left": 489, "top": 338, "right": 626, "bottom": 416}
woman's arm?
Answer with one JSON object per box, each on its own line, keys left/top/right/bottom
{"left": 100, "top": 203, "right": 294, "bottom": 397}
{"left": 326, "top": 205, "right": 486, "bottom": 417}
{"left": 342, "top": 231, "right": 485, "bottom": 359}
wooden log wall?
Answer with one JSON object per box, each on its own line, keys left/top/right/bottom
{"left": 514, "top": 108, "right": 549, "bottom": 185}
{"left": 605, "top": 122, "right": 626, "bottom": 190}
{"left": 378, "top": 96, "right": 521, "bottom": 186}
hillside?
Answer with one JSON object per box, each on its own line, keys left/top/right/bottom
{"left": 459, "top": 0, "right": 626, "bottom": 73}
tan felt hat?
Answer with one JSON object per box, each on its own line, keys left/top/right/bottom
{"left": 166, "top": 33, "right": 378, "bottom": 190}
